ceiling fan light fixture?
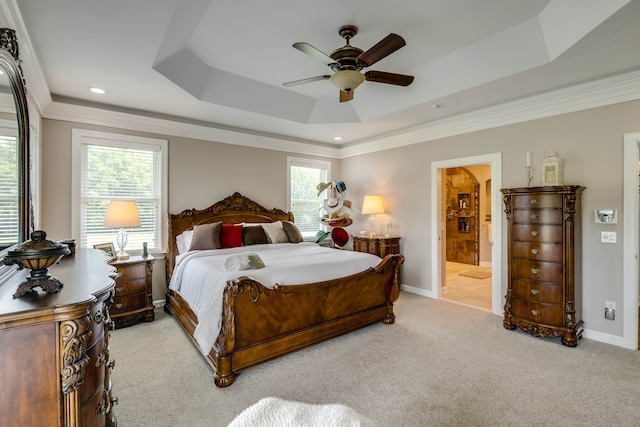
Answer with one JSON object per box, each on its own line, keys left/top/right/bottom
{"left": 330, "top": 70, "right": 365, "bottom": 93}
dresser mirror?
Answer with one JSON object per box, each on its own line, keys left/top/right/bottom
{"left": 0, "top": 28, "right": 32, "bottom": 281}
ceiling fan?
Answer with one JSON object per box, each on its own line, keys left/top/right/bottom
{"left": 283, "top": 25, "right": 414, "bottom": 102}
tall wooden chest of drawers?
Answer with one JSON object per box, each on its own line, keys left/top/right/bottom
{"left": 0, "top": 248, "right": 118, "bottom": 426}
{"left": 501, "top": 186, "right": 584, "bottom": 347}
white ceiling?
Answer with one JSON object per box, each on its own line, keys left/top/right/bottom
{"left": 15, "top": 0, "right": 640, "bottom": 147}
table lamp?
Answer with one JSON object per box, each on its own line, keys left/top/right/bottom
{"left": 361, "top": 195, "right": 384, "bottom": 237}
{"left": 103, "top": 200, "right": 140, "bottom": 260}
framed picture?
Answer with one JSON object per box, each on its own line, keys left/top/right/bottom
{"left": 93, "top": 242, "right": 116, "bottom": 259}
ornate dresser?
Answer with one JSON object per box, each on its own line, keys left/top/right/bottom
{"left": 501, "top": 186, "right": 584, "bottom": 347}
{"left": 0, "top": 248, "right": 118, "bottom": 426}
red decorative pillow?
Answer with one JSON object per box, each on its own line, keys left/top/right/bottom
{"left": 221, "top": 223, "right": 243, "bottom": 248}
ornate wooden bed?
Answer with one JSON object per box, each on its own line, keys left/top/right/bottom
{"left": 165, "top": 192, "right": 404, "bottom": 387}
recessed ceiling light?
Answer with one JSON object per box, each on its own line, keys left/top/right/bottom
{"left": 333, "top": 136, "right": 342, "bottom": 141}
{"left": 89, "top": 87, "right": 106, "bottom": 94}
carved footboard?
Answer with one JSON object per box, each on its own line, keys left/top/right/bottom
{"left": 211, "top": 254, "right": 403, "bottom": 387}
{"left": 165, "top": 193, "right": 405, "bottom": 387}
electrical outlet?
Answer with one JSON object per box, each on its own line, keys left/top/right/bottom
{"left": 605, "top": 308, "right": 615, "bottom": 320}
{"left": 605, "top": 300, "right": 616, "bottom": 320}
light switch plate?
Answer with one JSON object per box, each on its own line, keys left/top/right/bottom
{"left": 601, "top": 231, "right": 616, "bottom": 243}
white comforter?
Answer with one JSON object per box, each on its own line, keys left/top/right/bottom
{"left": 169, "top": 242, "right": 382, "bottom": 354}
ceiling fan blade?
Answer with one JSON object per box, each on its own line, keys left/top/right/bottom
{"left": 292, "top": 42, "right": 336, "bottom": 65}
{"left": 357, "top": 33, "right": 406, "bottom": 67}
{"left": 339, "top": 90, "right": 354, "bottom": 103}
{"left": 365, "top": 70, "right": 414, "bottom": 86}
{"left": 283, "top": 75, "right": 331, "bottom": 87}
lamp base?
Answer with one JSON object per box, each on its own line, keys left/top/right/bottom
{"left": 115, "top": 227, "right": 130, "bottom": 260}
{"left": 116, "top": 252, "right": 130, "bottom": 261}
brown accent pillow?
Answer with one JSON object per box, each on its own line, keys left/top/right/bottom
{"left": 242, "top": 225, "right": 269, "bottom": 246}
{"left": 188, "top": 222, "right": 222, "bottom": 251}
{"left": 282, "top": 221, "right": 304, "bottom": 243}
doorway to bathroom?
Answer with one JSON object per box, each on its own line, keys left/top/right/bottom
{"left": 430, "top": 154, "right": 503, "bottom": 315}
{"left": 442, "top": 166, "right": 492, "bottom": 311}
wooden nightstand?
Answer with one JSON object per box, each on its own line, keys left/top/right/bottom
{"left": 352, "top": 235, "right": 401, "bottom": 258}
{"left": 110, "top": 255, "right": 155, "bottom": 328}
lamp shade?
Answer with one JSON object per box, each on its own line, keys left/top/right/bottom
{"left": 330, "top": 70, "right": 365, "bottom": 93}
{"left": 103, "top": 200, "right": 140, "bottom": 228}
{"left": 361, "top": 195, "right": 384, "bottom": 215}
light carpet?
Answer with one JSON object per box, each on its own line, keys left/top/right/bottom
{"left": 110, "top": 292, "right": 640, "bottom": 426}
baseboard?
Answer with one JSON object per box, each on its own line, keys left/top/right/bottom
{"left": 582, "top": 328, "right": 636, "bottom": 350}
{"left": 400, "top": 284, "right": 435, "bottom": 299}
{"left": 402, "top": 285, "right": 635, "bottom": 350}
{"left": 153, "top": 299, "right": 165, "bottom": 308}
{"left": 479, "top": 261, "right": 492, "bottom": 267}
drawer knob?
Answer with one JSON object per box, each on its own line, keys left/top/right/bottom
{"left": 531, "top": 268, "right": 540, "bottom": 274}
{"left": 531, "top": 309, "right": 540, "bottom": 316}
{"left": 116, "top": 287, "right": 124, "bottom": 293}
{"left": 115, "top": 303, "right": 123, "bottom": 309}
{"left": 531, "top": 289, "right": 540, "bottom": 295}
{"left": 531, "top": 231, "right": 538, "bottom": 237}
{"left": 530, "top": 199, "right": 538, "bottom": 205}
{"left": 531, "top": 248, "right": 539, "bottom": 255}
{"left": 530, "top": 214, "right": 538, "bottom": 220}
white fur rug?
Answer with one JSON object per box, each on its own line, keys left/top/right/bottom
{"left": 228, "top": 397, "right": 375, "bottom": 427}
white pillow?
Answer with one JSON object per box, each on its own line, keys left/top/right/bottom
{"left": 176, "top": 230, "right": 194, "bottom": 254}
{"left": 261, "top": 221, "right": 289, "bottom": 244}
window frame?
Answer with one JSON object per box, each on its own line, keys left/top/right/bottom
{"left": 287, "top": 156, "right": 331, "bottom": 238}
{"left": 71, "top": 129, "right": 168, "bottom": 252}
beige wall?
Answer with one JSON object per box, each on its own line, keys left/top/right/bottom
{"left": 39, "top": 119, "right": 340, "bottom": 301}
{"left": 341, "top": 99, "right": 640, "bottom": 338}
{"left": 38, "top": 99, "right": 640, "bottom": 339}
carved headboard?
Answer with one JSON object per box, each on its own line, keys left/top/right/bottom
{"left": 166, "top": 192, "right": 294, "bottom": 281}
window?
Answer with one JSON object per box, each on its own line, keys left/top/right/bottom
{"left": 0, "top": 128, "right": 18, "bottom": 249}
{"left": 72, "top": 130, "right": 167, "bottom": 252}
{"left": 287, "top": 157, "right": 331, "bottom": 237}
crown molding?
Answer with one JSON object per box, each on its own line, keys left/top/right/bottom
{"left": 0, "top": 0, "right": 52, "bottom": 117}
{"left": 44, "top": 101, "right": 341, "bottom": 159}
{"left": 6, "top": 0, "right": 640, "bottom": 160}
{"left": 44, "top": 68, "right": 640, "bottom": 160}
{"left": 35, "top": 69, "right": 640, "bottom": 161}
{"left": 339, "top": 69, "right": 640, "bottom": 158}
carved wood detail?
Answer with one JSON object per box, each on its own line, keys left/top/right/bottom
{"left": 60, "top": 317, "right": 91, "bottom": 394}
{"left": 165, "top": 193, "right": 404, "bottom": 388}
{"left": 0, "top": 28, "right": 19, "bottom": 61}
{"left": 174, "top": 192, "right": 290, "bottom": 219}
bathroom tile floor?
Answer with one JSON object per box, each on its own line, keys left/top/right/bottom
{"left": 442, "top": 262, "right": 492, "bottom": 312}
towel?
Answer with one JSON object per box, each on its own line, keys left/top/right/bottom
{"left": 224, "top": 252, "right": 265, "bottom": 271}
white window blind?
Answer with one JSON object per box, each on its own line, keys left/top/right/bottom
{"left": 0, "top": 134, "right": 18, "bottom": 248}
{"left": 73, "top": 130, "right": 167, "bottom": 252}
{"left": 288, "top": 157, "right": 330, "bottom": 237}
